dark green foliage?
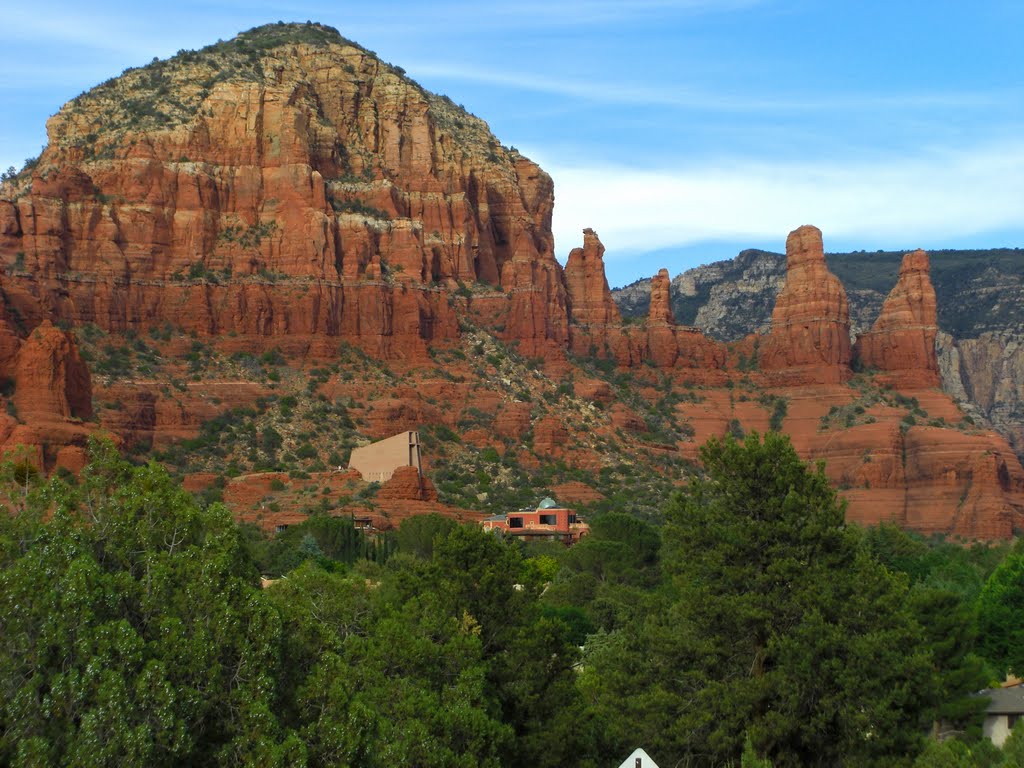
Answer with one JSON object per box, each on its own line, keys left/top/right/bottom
{"left": 0, "top": 440, "right": 301, "bottom": 767}
{"left": 423, "top": 527, "right": 597, "bottom": 767}
{"left": 246, "top": 515, "right": 371, "bottom": 577}
{"left": 909, "top": 587, "right": 990, "bottom": 737}
{"left": 267, "top": 561, "right": 509, "bottom": 767}
{"left": 88, "top": 336, "right": 162, "bottom": 379}
{"left": 864, "top": 523, "right": 1010, "bottom": 601}
{"left": 911, "top": 737, "right": 1001, "bottom": 767}
{"left": 761, "top": 394, "right": 788, "bottom": 431}
{"left": 977, "top": 552, "right": 1024, "bottom": 677}
{"left": 543, "top": 512, "right": 663, "bottom": 633}
{"left": 582, "top": 433, "right": 934, "bottom": 767}
{"left": 2, "top": 427, "right": 1015, "bottom": 765}
{"left": 395, "top": 513, "right": 458, "bottom": 560}
{"left": 328, "top": 197, "right": 391, "bottom": 220}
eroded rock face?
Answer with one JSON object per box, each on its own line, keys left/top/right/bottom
{"left": 564, "top": 228, "right": 621, "bottom": 330}
{"left": 761, "top": 225, "right": 852, "bottom": 383}
{"left": 377, "top": 465, "right": 438, "bottom": 502}
{"left": 0, "top": 319, "right": 94, "bottom": 470}
{"left": 648, "top": 269, "right": 675, "bottom": 325}
{"left": 0, "top": 25, "right": 1017, "bottom": 539}
{"left": 938, "top": 331, "right": 1024, "bottom": 457}
{"left": 13, "top": 320, "right": 92, "bottom": 422}
{"left": 854, "top": 249, "right": 939, "bottom": 387}
{"left": 0, "top": 25, "right": 569, "bottom": 360}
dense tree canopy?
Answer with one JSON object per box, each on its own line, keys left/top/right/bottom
{"left": 0, "top": 435, "right": 1015, "bottom": 766}
{"left": 977, "top": 551, "right": 1024, "bottom": 678}
{"left": 0, "top": 440, "right": 301, "bottom": 767}
{"left": 581, "top": 433, "right": 936, "bottom": 767}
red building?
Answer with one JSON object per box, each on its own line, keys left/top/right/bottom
{"left": 482, "top": 497, "right": 590, "bottom": 545}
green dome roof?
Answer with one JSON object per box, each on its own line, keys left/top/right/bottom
{"left": 538, "top": 497, "right": 558, "bottom": 510}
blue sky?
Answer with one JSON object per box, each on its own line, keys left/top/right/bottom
{"left": 3, "top": 1, "right": 1023, "bottom": 287}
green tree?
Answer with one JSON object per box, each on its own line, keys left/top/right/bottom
{"left": 426, "top": 525, "right": 598, "bottom": 768}
{"left": 0, "top": 440, "right": 302, "bottom": 767}
{"left": 978, "top": 552, "right": 1024, "bottom": 677}
{"left": 395, "top": 512, "right": 457, "bottom": 560}
{"left": 742, "top": 734, "right": 773, "bottom": 767}
{"left": 582, "top": 433, "right": 933, "bottom": 767}
{"left": 267, "top": 563, "right": 509, "bottom": 767}
{"left": 1000, "top": 718, "right": 1024, "bottom": 766}
{"left": 544, "top": 511, "right": 663, "bottom": 632}
{"left": 911, "top": 737, "right": 1000, "bottom": 767}
{"left": 909, "top": 587, "right": 990, "bottom": 739}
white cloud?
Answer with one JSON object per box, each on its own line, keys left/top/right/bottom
{"left": 469, "top": 0, "right": 764, "bottom": 25}
{"left": 540, "top": 140, "right": 1024, "bottom": 259}
{"left": 409, "top": 63, "right": 1008, "bottom": 113}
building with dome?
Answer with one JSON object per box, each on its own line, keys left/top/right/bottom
{"left": 481, "top": 497, "right": 590, "bottom": 545}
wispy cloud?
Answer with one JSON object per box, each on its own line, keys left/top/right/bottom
{"left": 541, "top": 139, "right": 1024, "bottom": 259}
{"left": 460, "top": 0, "right": 765, "bottom": 25}
{"left": 410, "top": 63, "right": 1010, "bottom": 113}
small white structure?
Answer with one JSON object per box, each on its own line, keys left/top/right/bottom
{"left": 618, "top": 748, "right": 660, "bottom": 768}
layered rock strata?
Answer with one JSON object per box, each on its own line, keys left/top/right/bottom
{"left": 563, "top": 231, "right": 727, "bottom": 373}
{"left": 0, "top": 319, "right": 95, "bottom": 470}
{"left": 564, "top": 228, "right": 621, "bottom": 328}
{"left": 854, "top": 249, "right": 939, "bottom": 387}
{"left": 0, "top": 24, "right": 569, "bottom": 360}
{"left": 0, "top": 23, "right": 1020, "bottom": 539}
{"left": 761, "top": 225, "right": 852, "bottom": 384}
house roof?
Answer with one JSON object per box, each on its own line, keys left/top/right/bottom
{"left": 538, "top": 497, "right": 558, "bottom": 509}
{"left": 982, "top": 684, "right": 1024, "bottom": 715}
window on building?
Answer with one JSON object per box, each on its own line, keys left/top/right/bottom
{"left": 275, "top": 524, "right": 289, "bottom": 533}
{"left": 539, "top": 514, "right": 557, "bottom": 525}
{"left": 568, "top": 514, "right": 577, "bottom": 524}
{"left": 508, "top": 516, "right": 524, "bottom": 528}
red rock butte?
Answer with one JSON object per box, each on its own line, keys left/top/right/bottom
{"left": 0, "top": 25, "right": 1020, "bottom": 539}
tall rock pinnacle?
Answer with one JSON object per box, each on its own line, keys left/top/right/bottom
{"left": 564, "top": 228, "right": 621, "bottom": 327}
{"left": 648, "top": 268, "right": 675, "bottom": 325}
{"left": 761, "top": 225, "right": 852, "bottom": 384}
{"left": 854, "top": 249, "right": 939, "bottom": 387}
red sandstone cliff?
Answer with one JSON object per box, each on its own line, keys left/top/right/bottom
{"left": 0, "top": 24, "right": 569, "bottom": 360}
{"left": 0, "top": 24, "right": 1018, "bottom": 540}
{"left": 564, "top": 228, "right": 621, "bottom": 329}
{"left": 0, "top": 320, "right": 94, "bottom": 471}
{"left": 12, "top": 321, "right": 92, "bottom": 422}
{"left": 854, "top": 249, "right": 939, "bottom": 387}
{"left": 761, "top": 225, "right": 852, "bottom": 384}
{"left": 648, "top": 269, "right": 675, "bottom": 325}
{"left": 561, "top": 231, "right": 726, "bottom": 372}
